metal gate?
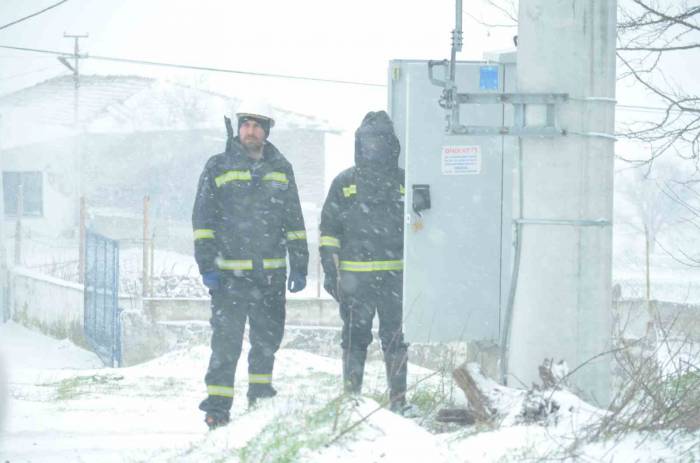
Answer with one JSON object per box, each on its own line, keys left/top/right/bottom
{"left": 1, "top": 266, "right": 8, "bottom": 323}
{"left": 84, "top": 230, "right": 121, "bottom": 367}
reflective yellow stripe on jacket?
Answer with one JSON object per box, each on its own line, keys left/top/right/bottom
{"left": 339, "top": 260, "right": 403, "bottom": 272}
{"left": 249, "top": 373, "right": 272, "bottom": 384}
{"left": 343, "top": 183, "right": 405, "bottom": 198}
{"left": 215, "top": 170, "right": 252, "bottom": 187}
{"left": 207, "top": 385, "right": 234, "bottom": 397}
{"left": 216, "top": 259, "right": 254, "bottom": 271}
{"left": 263, "top": 258, "right": 286, "bottom": 269}
{"left": 320, "top": 235, "right": 340, "bottom": 248}
{"left": 262, "top": 172, "right": 288, "bottom": 183}
{"left": 193, "top": 229, "right": 215, "bottom": 240}
{"left": 216, "top": 258, "right": 286, "bottom": 271}
{"left": 286, "top": 230, "right": 307, "bottom": 241}
{"left": 342, "top": 184, "right": 357, "bottom": 198}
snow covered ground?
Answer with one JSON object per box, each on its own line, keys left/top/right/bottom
{"left": 2, "top": 322, "right": 699, "bottom": 462}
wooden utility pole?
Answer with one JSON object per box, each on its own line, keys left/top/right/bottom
{"left": 644, "top": 224, "right": 651, "bottom": 308}
{"left": 142, "top": 195, "right": 150, "bottom": 297}
{"left": 78, "top": 196, "right": 86, "bottom": 283}
{"left": 149, "top": 231, "right": 155, "bottom": 297}
{"left": 14, "top": 184, "right": 23, "bottom": 266}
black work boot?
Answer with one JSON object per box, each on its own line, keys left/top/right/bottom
{"left": 204, "top": 411, "right": 230, "bottom": 430}
{"left": 247, "top": 383, "right": 277, "bottom": 408}
{"left": 389, "top": 398, "right": 407, "bottom": 414}
{"left": 199, "top": 395, "right": 232, "bottom": 430}
{"left": 385, "top": 346, "right": 408, "bottom": 413}
{"left": 342, "top": 348, "right": 367, "bottom": 395}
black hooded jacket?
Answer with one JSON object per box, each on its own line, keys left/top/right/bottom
{"left": 192, "top": 135, "right": 308, "bottom": 278}
{"left": 319, "top": 111, "right": 405, "bottom": 275}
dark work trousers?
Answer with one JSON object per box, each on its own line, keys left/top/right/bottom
{"left": 339, "top": 270, "right": 408, "bottom": 402}
{"left": 199, "top": 273, "right": 286, "bottom": 417}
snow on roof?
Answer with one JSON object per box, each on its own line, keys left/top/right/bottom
{"left": 0, "top": 74, "right": 336, "bottom": 148}
{"left": 0, "top": 75, "right": 152, "bottom": 127}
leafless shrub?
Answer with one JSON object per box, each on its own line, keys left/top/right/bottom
{"left": 589, "top": 315, "right": 700, "bottom": 440}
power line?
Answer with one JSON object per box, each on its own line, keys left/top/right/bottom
{"left": 88, "top": 54, "right": 386, "bottom": 87}
{"left": 0, "top": 43, "right": 386, "bottom": 88}
{"left": 0, "top": 0, "right": 71, "bottom": 32}
{"left": 0, "top": 44, "right": 71, "bottom": 56}
{"left": 0, "top": 44, "right": 691, "bottom": 107}
{"left": 0, "top": 54, "right": 61, "bottom": 59}
{"left": 0, "top": 65, "right": 62, "bottom": 81}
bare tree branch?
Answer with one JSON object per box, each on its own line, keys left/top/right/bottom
{"left": 462, "top": 10, "right": 516, "bottom": 29}
{"left": 618, "top": 43, "right": 700, "bottom": 51}
{"left": 484, "top": 0, "right": 518, "bottom": 23}
{"left": 631, "top": 0, "right": 700, "bottom": 32}
{"left": 618, "top": 5, "right": 700, "bottom": 29}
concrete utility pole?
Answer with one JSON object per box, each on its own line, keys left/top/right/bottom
{"left": 507, "top": 0, "right": 616, "bottom": 405}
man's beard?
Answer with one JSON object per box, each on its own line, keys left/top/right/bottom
{"left": 241, "top": 135, "right": 264, "bottom": 153}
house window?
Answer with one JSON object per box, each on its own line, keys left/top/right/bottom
{"left": 3, "top": 171, "right": 43, "bottom": 217}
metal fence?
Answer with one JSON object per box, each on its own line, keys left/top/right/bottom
{"left": 84, "top": 230, "right": 121, "bottom": 367}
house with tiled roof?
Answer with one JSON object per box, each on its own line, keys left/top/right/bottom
{"left": 0, "top": 75, "right": 338, "bottom": 256}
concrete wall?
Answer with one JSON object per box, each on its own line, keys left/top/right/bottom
{"left": 6, "top": 267, "right": 346, "bottom": 367}
{"left": 119, "top": 309, "right": 178, "bottom": 366}
{"left": 614, "top": 298, "right": 700, "bottom": 341}
{"left": 9, "top": 266, "right": 86, "bottom": 345}
{"left": 6, "top": 267, "right": 157, "bottom": 366}
{"left": 144, "top": 297, "right": 341, "bottom": 326}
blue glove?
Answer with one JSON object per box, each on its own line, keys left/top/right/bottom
{"left": 287, "top": 271, "right": 306, "bottom": 293}
{"left": 202, "top": 271, "right": 220, "bottom": 290}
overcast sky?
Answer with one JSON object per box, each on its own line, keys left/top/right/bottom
{"left": 1, "top": 1, "right": 696, "bottom": 171}
{"left": 0, "top": 1, "right": 517, "bottom": 126}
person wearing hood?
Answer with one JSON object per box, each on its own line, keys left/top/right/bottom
{"left": 319, "top": 110, "right": 410, "bottom": 414}
{"left": 192, "top": 99, "right": 309, "bottom": 429}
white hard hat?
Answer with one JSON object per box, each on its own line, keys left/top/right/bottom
{"left": 235, "top": 98, "right": 275, "bottom": 128}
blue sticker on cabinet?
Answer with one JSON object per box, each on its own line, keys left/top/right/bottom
{"left": 479, "top": 66, "right": 499, "bottom": 90}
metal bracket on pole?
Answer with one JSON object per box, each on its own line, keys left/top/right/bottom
{"left": 428, "top": 60, "right": 449, "bottom": 88}
{"left": 429, "top": 0, "right": 569, "bottom": 137}
{"left": 451, "top": 92, "right": 569, "bottom": 137}
{"left": 514, "top": 218, "right": 611, "bottom": 227}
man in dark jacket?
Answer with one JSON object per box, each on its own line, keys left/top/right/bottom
{"left": 319, "top": 110, "right": 409, "bottom": 413}
{"left": 192, "top": 99, "right": 309, "bottom": 429}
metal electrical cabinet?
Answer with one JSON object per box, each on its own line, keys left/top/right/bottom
{"left": 388, "top": 55, "right": 517, "bottom": 344}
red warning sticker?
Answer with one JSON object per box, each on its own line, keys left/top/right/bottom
{"left": 441, "top": 145, "right": 481, "bottom": 175}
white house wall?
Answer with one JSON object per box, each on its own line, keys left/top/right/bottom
{"left": 2, "top": 138, "right": 78, "bottom": 246}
